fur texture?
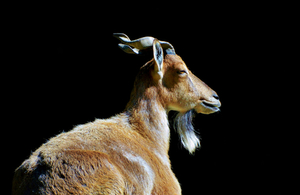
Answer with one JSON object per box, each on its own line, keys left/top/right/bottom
{"left": 173, "top": 110, "right": 200, "bottom": 154}
{"left": 12, "top": 46, "right": 220, "bottom": 194}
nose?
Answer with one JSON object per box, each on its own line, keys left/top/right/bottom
{"left": 213, "top": 94, "right": 219, "bottom": 100}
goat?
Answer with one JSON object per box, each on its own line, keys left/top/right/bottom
{"left": 12, "top": 33, "right": 221, "bottom": 195}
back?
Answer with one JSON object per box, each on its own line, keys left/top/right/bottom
{"left": 12, "top": 113, "right": 179, "bottom": 194}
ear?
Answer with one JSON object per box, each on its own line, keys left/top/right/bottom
{"left": 153, "top": 39, "right": 164, "bottom": 74}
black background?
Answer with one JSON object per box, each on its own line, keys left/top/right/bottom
{"left": 6, "top": 2, "right": 291, "bottom": 194}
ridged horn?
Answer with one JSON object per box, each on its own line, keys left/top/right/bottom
{"left": 113, "top": 33, "right": 176, "bottom": 55}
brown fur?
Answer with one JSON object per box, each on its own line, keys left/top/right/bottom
{"left": 12, "top": 54, "right": 219, "bottom": 195}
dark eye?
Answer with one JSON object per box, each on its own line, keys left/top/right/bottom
{"left": 177, "top": 70, "right": 187, "bottom": 75}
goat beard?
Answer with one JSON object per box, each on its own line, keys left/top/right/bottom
{"left": 173, "top": 110, "right": 201, "bottom": 154}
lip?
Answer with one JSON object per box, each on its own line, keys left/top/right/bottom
{"left": 201, "top": 100, "right": 221, "bottom": 112}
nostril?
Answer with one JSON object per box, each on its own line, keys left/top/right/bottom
{"left": 213, "top": 94, "right": 219, "bottom": 100}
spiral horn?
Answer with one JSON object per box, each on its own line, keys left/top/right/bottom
{"left": 113, "top": 33, "right": 175, "bottom": 55}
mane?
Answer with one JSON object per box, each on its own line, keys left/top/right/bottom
{"left": 173, "top": 110, "right": 200, "bottom": 154}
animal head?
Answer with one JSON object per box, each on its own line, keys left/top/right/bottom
{"left": 114, "top": 33, "right": 221, "bottom": 153}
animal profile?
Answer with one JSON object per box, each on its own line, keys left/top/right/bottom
{"left": 12, "top": 33, "right": 221, "bottom": 195}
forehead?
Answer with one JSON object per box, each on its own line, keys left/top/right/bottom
{"left": 163, "top": 54, "right": 187, "bottom": 69}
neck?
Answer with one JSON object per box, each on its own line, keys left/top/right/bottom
{"left": 125, "top": 87, "right": 170, "bottom": 155}
{"left": 123, "top": 60, "right": 171, "bottom": 159}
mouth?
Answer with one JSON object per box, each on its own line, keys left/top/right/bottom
{"left": 200, "top": 100, "right": 221, "bottom": 112}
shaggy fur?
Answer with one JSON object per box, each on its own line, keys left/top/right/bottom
{"left": 173, "top": 110, "right": 200, "bottom": 154}
{"left": 12, "top": 40, "right": 220, "bottom": 195}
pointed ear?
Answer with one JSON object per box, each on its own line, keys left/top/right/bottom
{"left": 153, "top": 39, "right": 164, "bottom": 73}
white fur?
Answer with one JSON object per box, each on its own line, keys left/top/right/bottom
{"left": 123, "top": 152, "right": 155, "bottom": 194}
{"left": 173, "top": 111, "right": 201, "bottom": 154}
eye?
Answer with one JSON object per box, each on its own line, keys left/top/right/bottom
{"left": 177, "top": 70, "right": 187, "bottom": 75}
